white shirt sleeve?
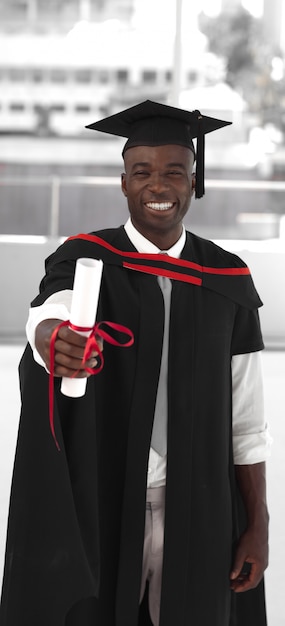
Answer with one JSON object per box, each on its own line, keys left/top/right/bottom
{"left": 232, "top": 351, "right": 272, "bottom": 465}
{"left": 26, "top": 289, "right": 72, "bottom": 368}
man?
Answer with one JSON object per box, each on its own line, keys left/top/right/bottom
{"left": 0, "top": 101, "right": 271, "bottom": 626}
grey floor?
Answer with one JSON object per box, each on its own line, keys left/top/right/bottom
{"left": 0, "top": 345, "right": 284, "bottom": 625}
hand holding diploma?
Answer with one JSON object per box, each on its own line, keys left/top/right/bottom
{"left": 61, "top": 257, "right": 103, "bottom": 397}
{"left": 35, "top": 319, "right": 103, "bottom": 377}
{"left": 35, "top": 258, "right": 104, "bottom": 388}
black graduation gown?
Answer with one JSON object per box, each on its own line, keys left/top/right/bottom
{"left": 0, "top": 226, "right": 267, "bottom": 626}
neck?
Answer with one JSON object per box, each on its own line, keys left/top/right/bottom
{"left": 133, "top": 224, "right": 183, "bottom": 251}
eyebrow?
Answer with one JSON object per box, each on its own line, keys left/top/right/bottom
{"left": 131, "top": 161, "right": 187, "bottom": 169}
{"left": 131, "top": 162, "right": 151, "bottom": 168}
{"left": 166, "top": 162, "right": 187, "bottom": 169}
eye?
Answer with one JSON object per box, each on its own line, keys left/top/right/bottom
{"left": 166, "top": 170, "right": 183, "bottom": 177}
{"left": 133, "top": 170, "right": 149, "bottom": 177}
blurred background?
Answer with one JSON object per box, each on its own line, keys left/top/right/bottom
{"left": 0, "top": 1, "right": 284, "bottom": 624}
{"left": 0, "top": 0, "right": 285, "bottom": 343}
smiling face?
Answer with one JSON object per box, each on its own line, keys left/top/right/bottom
{"left": 121, "top": 144, "right": 195, "bottom": 249}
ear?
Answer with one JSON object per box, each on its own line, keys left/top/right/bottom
{"left": 121, "top": 173, "right": 127, "bottom": 197}
{"left": 191, "top": 173, "right": 196, "bottom": 196}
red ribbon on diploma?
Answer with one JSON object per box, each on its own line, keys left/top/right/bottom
{"left": 49, "top": 320, "right": 134, "bottom": 450}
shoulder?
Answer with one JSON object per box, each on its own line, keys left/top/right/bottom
{"left": 184, "top": 231, "right": 263, "bottom": 310}
{"left": 88, "top": 226, "right": 125, "bottom": 244}
{"left": 185, "top": 231, "right": 248, "bottom": 270}
{"left": 46, "top": 226, "right": 126, "bottom": 267}
{"left": 66, "top": 225, "right": 125, "bottom": 250}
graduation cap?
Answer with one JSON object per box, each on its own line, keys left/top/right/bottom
{"left": 86, "top": 100, "right": 231, "bottom": 198}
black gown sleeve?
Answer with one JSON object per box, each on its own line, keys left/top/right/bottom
{"left": 231, "top": 305, "right": 264, "bottom": 356}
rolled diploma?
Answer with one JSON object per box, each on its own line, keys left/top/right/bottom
{"left": 60, "top": 257, "right": 103, "bottom": 398}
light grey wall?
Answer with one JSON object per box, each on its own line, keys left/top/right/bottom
{"left": 215, "top": 240, "right": 285, "bottom": 349}
{"left": 0, "top": 239, "right": 60, "bottom": 340}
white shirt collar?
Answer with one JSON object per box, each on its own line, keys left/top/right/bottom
{"left": 124, "top": 217, "right": 186, "bottom": 258}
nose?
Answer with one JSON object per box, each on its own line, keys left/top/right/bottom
{"left": 147, "top": 172, "right": 169, "bottom": 192}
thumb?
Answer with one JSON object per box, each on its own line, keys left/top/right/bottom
{"left": 230, "top": 549, "right": 246, "bottom": 580}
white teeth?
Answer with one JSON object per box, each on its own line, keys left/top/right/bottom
{"left": 146, "top": 202, "right": 174, "bottom": 211}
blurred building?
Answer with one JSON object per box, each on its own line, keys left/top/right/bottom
{"left": 0, "top": 3, "right": 214, "bottom": 138}
{"left": 0, "top": 0, "right": 135, "bottom": 33}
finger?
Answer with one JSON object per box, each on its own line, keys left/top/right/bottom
{"left": 57, "top": 325, "right": 88, "bottom": 347}
{"left": 230, "top": 572, "right": 251, "bottom": 592}
{"left": 94, "top": 336, "right": 104, "bottom": 351}
{"left": 85, "top": 357, "right": 98, "bottom": 369}
{"left": 53, "top": 364, "right": 92, "bottom": 378}
{"left": 230, "top": 552, "right": 246, "bottom": 582}
{"left": 55, "top": 338, "right": 86, "bottom": 361}
{"left": 89, "top": 339, "right": 104, "bottom": 356}
{"left": 230, "top": 562, "right": 262, "bottom": 592}
{"left": 54, "top": 350, "right": 87, "bottom": 373}
{"left": 56, "top": 330, "right": 104, "bottom": 359}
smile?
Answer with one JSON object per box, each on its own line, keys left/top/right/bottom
{"left": 145, "top": 202, "right": 174, "bottom": 211}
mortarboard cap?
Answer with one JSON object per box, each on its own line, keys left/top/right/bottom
{"left": 86, "top": 100, "right": 231, "bottom": 198}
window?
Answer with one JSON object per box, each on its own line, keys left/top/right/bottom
{"left": 142, "top": 70, "right": 157, "bottom": 84}
{"left": 0, "top": 69, "right": 8, "bottom": 81}
{"left": 2, "top": 0, "right": 28, "bottom": 19}
{"left": 74, "top": 70, "right": 92, "bottom": 84}
{"left": 116, "top": 69, "right": 129, "bottom": 84}
{"left": 98, "top": 70, "right": 109, "bottom": 84}
{"left": 32, "top": 70, "right": 44, "bottom": 83}
{"left": 9, "top": 103, "right": 25, "bottom": 112}
{"left": 50, "top": 104, "right": 65, "bottom": 112}
{"left": 9, "top": 68, "right": 26, "bottom": 82}
{"left": 50, "top": 70, "right": 66, "bottom": 83}
{"left": 75, "top": 105, "right": 91, "bottom": 113}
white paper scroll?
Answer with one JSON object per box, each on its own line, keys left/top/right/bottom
{"left": 60, "top": 257, "right": 103, "bottom": 398}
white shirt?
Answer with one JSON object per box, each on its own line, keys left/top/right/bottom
{"left": 26, "top": 219, "right": 272, "bottom": 486}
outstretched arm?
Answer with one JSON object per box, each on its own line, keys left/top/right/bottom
{"left": 230, "top": 461, "right": 269, "bottom": 592}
